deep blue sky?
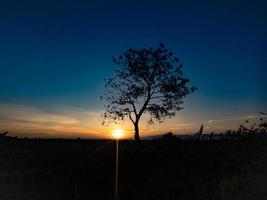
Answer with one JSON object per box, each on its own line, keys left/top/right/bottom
{"left": 0, "top": 0, "right": 266, "bottom": 137}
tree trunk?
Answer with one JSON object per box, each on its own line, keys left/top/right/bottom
{"left": 134, "top": 122, "right": 141, "bottom": 141}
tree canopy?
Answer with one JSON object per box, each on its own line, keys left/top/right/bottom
{"left": 102, "top": 43, "right": 196, "bottom": 140}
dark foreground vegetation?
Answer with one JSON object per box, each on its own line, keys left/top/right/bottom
{"left": 0, "top": 135, "right": 267, "bottom": 200}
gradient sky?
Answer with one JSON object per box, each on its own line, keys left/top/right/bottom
{"left": 0, "top": 0, "right": 266, "bottom": 138}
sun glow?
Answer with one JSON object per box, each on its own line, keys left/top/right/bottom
{"left": 112, "top": 128, "right": 124, "bottom": 139}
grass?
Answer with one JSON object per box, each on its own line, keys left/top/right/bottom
{"left": 0, "top": 137, "right": 266, "bottom": 200}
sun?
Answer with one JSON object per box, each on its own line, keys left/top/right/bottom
{"left": 112, "top": 128, "right": 124, "bottom": 139}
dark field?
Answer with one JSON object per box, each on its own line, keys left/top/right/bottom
{"left": 0, "top": 138, "right": 266, "bottom": 200}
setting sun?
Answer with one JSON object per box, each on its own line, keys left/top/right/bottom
{"left": 112, "top": 128, "right": 124, "bottom": 139}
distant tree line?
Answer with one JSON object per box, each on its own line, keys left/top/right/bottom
{"left": 161, "top": 113, "right": 267, "bottom": 141}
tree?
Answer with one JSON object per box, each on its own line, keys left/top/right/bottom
{"left": 101, "top": 43, "right": 196, "bottom": 141}
{"left": 0, "top": 131, "right": 9, "bottom": 137}
{"left": 193, "top": 124, "right": 203, "bottom": 140}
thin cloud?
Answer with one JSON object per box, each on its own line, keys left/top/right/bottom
{"left": 0, "top": 103, "right": 105, "bottom": 138}
{"left": 0, "top": 103, "right": 80, "bottom": 124}
{"left": 206, "top": 114, "right": 265, "bottom": 124}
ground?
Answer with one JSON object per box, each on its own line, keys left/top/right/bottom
{"left": 0, "top": 137, "right": 266, "bottom": 200}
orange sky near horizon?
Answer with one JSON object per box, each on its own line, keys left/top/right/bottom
{"left": 0, "top": 102, "right": 264, "bottom": 139}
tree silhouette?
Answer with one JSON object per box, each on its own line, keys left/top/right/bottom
{"left": 194, "top": 124, "right": 203, "bottom": 140}
{"left": 0, "top": 131, "right": 9, "bottom": 138}
{"left": 102, "top": 43, "right": 196, "bottom": 141}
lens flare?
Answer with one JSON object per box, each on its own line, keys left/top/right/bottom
{"left": 112, "top": 129, "right": 123, "bottom": 139}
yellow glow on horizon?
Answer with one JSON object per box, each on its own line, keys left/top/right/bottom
{"left": 112, "top": 128, "right": 124, "bottom": 139}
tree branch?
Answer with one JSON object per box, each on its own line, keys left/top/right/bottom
{"left": 127, "top": 96, "right": 137, "bottom": 116}
{"left": 129, "top": 112, "right": 135, "bottom": 124}
{"left": 150, "top": 95, "right": 165, "bottom": 99}
{"left": 137, "top": 88, "right": 151, "bottom": 118}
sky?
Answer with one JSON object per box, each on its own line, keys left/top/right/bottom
{"left": 0, "top": 0, "right": 266, "bottom": 139}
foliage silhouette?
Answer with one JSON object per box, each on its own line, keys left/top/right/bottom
{"left": 218, "top": 112, "right": 267, "bottom": 140}
{"left": 0, "top": 131, "right": 9, "bottom": 138}
{"left": 102, "top": 43, "right": 196, "bottom": 141}
{"left": 162, "top": 131, "right": 176, "bottom": 140}
{"left": 194, "top": 124, "right": 204, "bottom": 140}
{"left": 237, "top": 114, "right": 267, "bottom": 137}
